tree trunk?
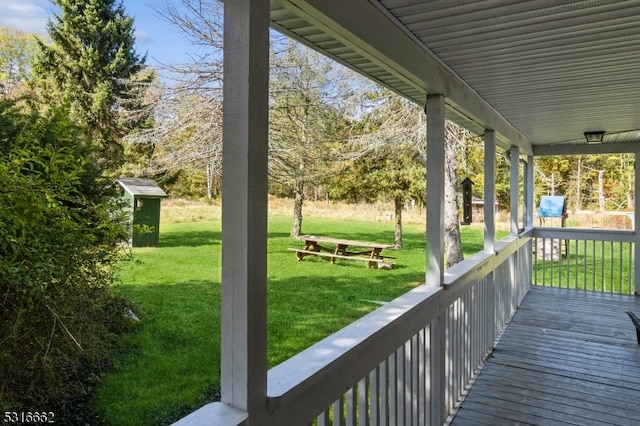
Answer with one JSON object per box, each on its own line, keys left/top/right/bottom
{"left": 206, "top": 161, "right": 213, "bottom": 199}
{"left": 444, "top": 134, "right": 464, "bottom": 267}
{"left": 394, "top": 195, "right": 403, "bottom": 248}
{"left": 291, "top": 186, "right": 304, "bottom": 237}
{"left": 576, "top": 156, "right": 582, "bottom": 210}
{"left": 598, "top": 169, "right": 605, "bottom": 211}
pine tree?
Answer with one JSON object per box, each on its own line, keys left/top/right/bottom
{"left": 30, "top": 0, "right": 148, "bottom": 174}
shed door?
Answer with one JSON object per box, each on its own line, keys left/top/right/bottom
{"left": 132, "top": 197, "right": 162, "bottom": 247}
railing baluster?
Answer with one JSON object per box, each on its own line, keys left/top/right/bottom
{"left": 404, "top": 339, "right": 412, "bottom": 425}
{"left": 317, "top": 409, "right": 330, "bottom": 426}
{"left": 452, "top": 302, "right": 459, "bottom": 408}
{"left": 584, "top": 239, "right": 589, "bottom": 290}
{"left": 558, "top": 237, "right": 563, "bottom": 287}
{"left": 389, "top": 351, "right": 397, "bottom": 426}
{"left": 358, "top": 376, "right": 368, "bottom": 426}
{"left": 465, "top": 291, "right": 470, "bottom": 390}
{"left": 617, "top": 241, "right": 622, "bottom": 294}
{"left": 532, "top": 244, "right": 536, "bottom": 285}
{"left": 397, "top": 345, "right": 406, "bottom": 426}
{"left": 600, "top": 240, "right": 605, "bottom": 291}
{"left": 417, "top": 328, "right": 426, "bottom": 425}
{"left": 550, "top": 238, "right": 555, "bottom": 287}
{"left": 629, "top": 243, "right": 634, "bottom": 294}
{"left": 380, "top": 359, "right": 388, "bottom": 426}
{"left": 410, "top": 334, "right": 419, "bottom": 425}
{"left": 448, "top": 304, "right": 454, "bottom": 410}
{"left": 333, "top": 396, "right": 344, "bottom": 426}
{"left": 609, "top": 241, "right": 614, "bottom": 293}
{"left": 369, "top": 368, "right": 379, "bottom": 426}
{"left": 592, "top": 240, "right": 597, "bottom": 291}
{"left": 346, "top": 387, "right": 356, "bottom": 426}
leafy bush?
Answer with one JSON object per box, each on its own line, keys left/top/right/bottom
{"left": 0, "top": 102, "right": 132, "bottom": 422}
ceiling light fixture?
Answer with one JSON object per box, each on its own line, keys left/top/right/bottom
{"left": 584, "top": 131, "right": 605, "bottom": 143}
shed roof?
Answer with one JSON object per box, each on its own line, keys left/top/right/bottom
{"left": 116, "top": 178, "right": 168, "bottom": 198}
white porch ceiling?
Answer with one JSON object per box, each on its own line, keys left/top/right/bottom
{"left": 270, "top": 0, "right": 640, "bottom": 152}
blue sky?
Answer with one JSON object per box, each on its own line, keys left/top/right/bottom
{"left": 0, "top": 0, "right": 194, "bottom": 68}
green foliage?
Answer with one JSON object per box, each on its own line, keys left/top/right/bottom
{"left": 133, "top": 224, "right": 155, "bottom": 235}
{"left": 159, "top": 167, "right": 215, "bottom": 199}
{"left": 330, "top": 144, "right": 425, "bottom": 204}
{"left": 535, "top": 154, "right": 635, "bottom": 211}
{"left": 29, "top": 0, "right": 150, "bottom": 174}
{"left": 0, "top": 102, "right": 130, "bottom": 422}
{"left": 0, "top": 27, "right": 42, "bottom": 96}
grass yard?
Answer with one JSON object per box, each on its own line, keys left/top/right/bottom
{"left": 95, "top": 206, "right": 497, "bottom": 425}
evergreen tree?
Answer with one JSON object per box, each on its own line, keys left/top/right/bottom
{"left": 30, "top": 0, "right": 148, "bottom": 174}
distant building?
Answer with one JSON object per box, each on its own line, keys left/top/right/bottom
{"left": 116, "top": 178, "right": 168, "bottom": 247}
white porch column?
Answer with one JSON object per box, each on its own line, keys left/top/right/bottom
{"left": 635, "top": 152, "right": 640, "bottom": 295}
{"left": 221, "top": 0, "right": 269, "bottom": 418}
{"left": 426, "top": 94, "right": 445, "bottom": 287}
{"left": 525, "top": 155, "right": 534, "bottom": 229}
{"left": 484, "top": 130, "right": 498, "bottom": 352}
{"left": 510, "top": 145, "right": 521, "bottom": 236}
{"left": 425, "top": 94, "right": 445, "bottom": 425}
{"left": 484, "top": 130, "right": 496, "bottom": 253}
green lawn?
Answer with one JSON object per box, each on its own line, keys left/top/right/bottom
{"left": 95, "top": 216, "right": 491, "bottom": 425}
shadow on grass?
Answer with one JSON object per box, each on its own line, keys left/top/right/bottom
{"left": 290, "top": 254, "right": 414, "bottom": 270}
{"left": 159, "top": 230, "right": 221, "bottom": 248}
{"left": 159, "top": 230, "right": 293, "bottom": 248}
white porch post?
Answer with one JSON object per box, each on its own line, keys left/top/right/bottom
{"left": 426, "top": 94, "right": 445, "bottom": 287}
{"left": 484, "top": 130, "right": 498, "bottom": 350}
{"left": 425, "top": 94, "right": 445, "bottom": 425}
{"left": 635, "top": 152, "right": 640, "bottom": 295}
{"left": 510, "top": 146, "right": 521, "bottom": 236}
{"left": 484, "top": 130, "right": 496, "bottom": 253}
{"left": 525, "top": 155, "right": 534, "bottom": 229}
{"left": 221, "top": 0, "right": 269, "bottom": 418}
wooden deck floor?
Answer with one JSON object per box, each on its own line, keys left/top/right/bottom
{"left": 449, "top": 286, "right": 640, "bottom": 426}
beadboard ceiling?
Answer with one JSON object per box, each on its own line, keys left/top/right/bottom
{"left": 270, "top": 0, "right": 640, "bottom": 152}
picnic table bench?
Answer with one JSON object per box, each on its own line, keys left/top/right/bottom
{"left": 288, "top": 235, "right": 396, "bottom": 268}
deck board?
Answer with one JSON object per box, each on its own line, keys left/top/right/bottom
{"left": 449, "top": 286, "right": 640, "bottom": 426}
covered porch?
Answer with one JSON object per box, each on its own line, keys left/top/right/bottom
{"left": 450, "top": 286, "right": 640, "bottom": 425}
{"left": 174, "top": 1, "right": 640, "bottom": 425}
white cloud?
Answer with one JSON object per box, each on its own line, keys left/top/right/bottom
{"left": 0, "top": 0, "right": 52, "bottom": 34}
{"left": 135, "top": 28, "right": 155, "bottom": 45}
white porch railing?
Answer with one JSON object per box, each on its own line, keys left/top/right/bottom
{"left": 174, "top": 235, "right": 532, "bottom": 425}
{"left": 267, "top": 236, "right": 531, "bottom": 425}
{"left": 533, "top": 228, "right": 635, "bottom": 295}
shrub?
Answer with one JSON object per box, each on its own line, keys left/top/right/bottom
{"left": 0, "top": 103, "right": 131, "bottom": 422}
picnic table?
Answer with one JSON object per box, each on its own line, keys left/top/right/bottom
{"left": 288, "top": 235, "right": 396, "bottom": 268}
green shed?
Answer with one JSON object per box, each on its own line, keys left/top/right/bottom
{"left": 116, "top": 178, "right": 168, "bottom": 247}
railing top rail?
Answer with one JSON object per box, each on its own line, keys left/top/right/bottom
{"left": 444, "top": 234, "right": 530, "bottom": 295}
{"left": 533, "top": 227, "right": 634, "bottom": 242}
